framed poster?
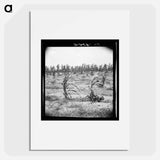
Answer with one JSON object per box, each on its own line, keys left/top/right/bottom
{"left": 30, "top": 10, "right": 129, "bottom": 150}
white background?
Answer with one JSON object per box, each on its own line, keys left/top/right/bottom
{"left": 0, "top": 0, "right": 160, "bottom": 159}
{"left": 31, "top": 10, "right": 129, "bottom": 150}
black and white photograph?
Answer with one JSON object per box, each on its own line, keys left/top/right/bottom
{"left": 41, "top": 40, "right": 119, "bottom": 120}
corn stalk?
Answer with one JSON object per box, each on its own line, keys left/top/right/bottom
{"left": 62, "top": 74, "right": 81, "bottom": 99}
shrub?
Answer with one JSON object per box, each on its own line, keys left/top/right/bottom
{"left": 87, "top": 76, "right": 105, "bottom": 103}
{"left": 62, "top": 73, "right": 81, "bottom": 99}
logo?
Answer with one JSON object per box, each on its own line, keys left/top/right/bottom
{"left": 4, "top": 4, "right": 12, "bottom": 13}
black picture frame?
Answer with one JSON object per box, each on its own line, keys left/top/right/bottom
{"left": 41, "top": 39, "right": 119, "bottom": 121}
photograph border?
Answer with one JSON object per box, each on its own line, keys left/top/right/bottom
{"left": 41, "top": 39, "right": 119, "bottom": 121}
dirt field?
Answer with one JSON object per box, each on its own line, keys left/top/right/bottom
{"left": 45, "top": 71, "right": 113, "bottom": 118}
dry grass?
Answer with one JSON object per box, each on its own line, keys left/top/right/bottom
{"left": 45, "top": 71, "right": 113, "bottom": 118}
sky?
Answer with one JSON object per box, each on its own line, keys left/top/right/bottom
{"left": 45, "top": 47, "right": 113, "bottom": 67}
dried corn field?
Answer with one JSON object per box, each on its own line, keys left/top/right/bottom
{"left": 45, "top": 71, "right": 114, "bottom": 119}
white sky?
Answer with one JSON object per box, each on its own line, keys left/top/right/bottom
{"left": 45, "top": 47, "right": 113, "bottom": 67}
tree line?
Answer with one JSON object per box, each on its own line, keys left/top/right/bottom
{"left": 45, "top": 63, "right": 113, "bottom": 75}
